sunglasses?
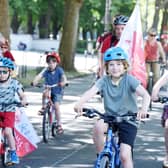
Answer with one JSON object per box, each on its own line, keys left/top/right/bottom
{"left": 149, "top": 34, "right": 156, "bottom": 37}
{"left": 0, "top": 70, "right": 9, "bottom": 74}
{"left": 1, "top": 46, "right": 8, "bottom": 49}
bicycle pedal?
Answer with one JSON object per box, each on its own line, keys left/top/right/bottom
{"left": 5, "top": 161, "right": 15, "bottom": 166}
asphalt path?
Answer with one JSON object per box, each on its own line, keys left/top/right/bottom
{"left": 0, "top": 74, "right": 166, "bottom": 168}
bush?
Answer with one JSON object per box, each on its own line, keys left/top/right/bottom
{"left": 76, "top": 40, "right": 96, "bottom": 54}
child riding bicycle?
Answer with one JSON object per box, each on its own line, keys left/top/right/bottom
{"left": 152, "top": 71, "right": 168, "bottom": 168}
{"left": 74, "top": 47, "right": 150, "bottom": 168}
{"left": 31, "top": 51, "right": 67, "bottom": 134}
{"left": 0, "top": 57, "right": 27, "bottom": 164}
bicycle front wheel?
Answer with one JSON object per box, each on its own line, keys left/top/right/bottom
{"left": 42, "top": 107, "right": 51, "bottom": 143}
{"left": 100, "top": 156, "right": 110, "bottom": 168}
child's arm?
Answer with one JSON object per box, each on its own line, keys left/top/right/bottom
{"left": 152, "top": 71, "right": 168, "bottom": 101}
{"left": 135, "top": 84, "right": 150, "bottom": 119}
{"left": 74, "top": 85, "right": 99, "bottom": 115}
{"left": 31, "top": 69, "right": 44, "bottom": 86}
{"left": 18, "top": 89, "right": 28, "bottom": 106}
{"left": 59, "top": 74, "right": 67, "bottom": 87}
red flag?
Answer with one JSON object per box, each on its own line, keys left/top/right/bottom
{"left": 14, "top": 128, "right": 37, "bottom": 157}
{"left": 117, "top": 3, "right": 147, "bottom": 88}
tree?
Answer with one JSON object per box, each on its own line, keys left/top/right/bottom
{"left": 152, "top": 0, "right": 162, "bottom": 30}
{"left": 160, "top": 0, "right": 168, "bottom": 34}
{"left": 59, "top": 0, "right": 83, "bottom": 71}
{"left": 0, "top": 0, "right": 10, "bottom": 40}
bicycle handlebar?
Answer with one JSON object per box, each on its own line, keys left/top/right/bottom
{"left": 155, "top": 97, "right": 168, "bottom": 104}
{"left": 82, "top": 108, "right": 149, "bottom": 124}
{"left": 31, "top": 82, "right": 69, "bottom": 88}
{"left": 1, "top": 102, "right": 28, "bottom": 108}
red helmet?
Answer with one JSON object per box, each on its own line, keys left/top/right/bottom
{"left": 161, "top": 34, "right": 168, "bottom": 39}
{"left": 46, "top": 52, "right": 61, "bottom": 64}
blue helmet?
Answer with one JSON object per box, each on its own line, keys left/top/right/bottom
{"left": 104, "top": 47, "right": 129, "bottom": 63}
{"left": 0, "top": 57, "right": 15, "bottom": 70}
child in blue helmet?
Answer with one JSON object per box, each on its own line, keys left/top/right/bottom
{"left": 74, "top": 47, "right": 150, "bottom": 168}
{"left": 0, "top": 57, "right": 27, "bottom": 164}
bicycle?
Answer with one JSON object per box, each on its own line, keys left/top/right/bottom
{"left": 40, "top": 83, "right": 68, "bottom": 143}
{"left": 78, "top": 108, "right": 146, "bottom": 168}
{"left": 146, "top": 61, "right": 166, "bottom": 110}
{"left": 0, "top": 102, "right": 27, "bottom": 167}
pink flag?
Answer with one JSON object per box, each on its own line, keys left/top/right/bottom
{"left": 117, "top": 3, "right": 147, "bottom": 88}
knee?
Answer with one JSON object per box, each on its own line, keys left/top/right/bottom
{"left": 93, "top": 120, "right": 104, "bottom": 136}
{"left": 4, "top": 128, "right": 13, "bottom": 137}
{"left": 165, "top": 119, "right": 168, "bottom": 128}
{"left": 120, "top": 150, "right": 128, "bottom": 162}
{"left": 120, "top": 145, "right": 132, "bottom": 164}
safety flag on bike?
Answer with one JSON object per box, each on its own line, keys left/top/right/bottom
{"left": 14, "top": 107, "right": 40, "bottom": 157}
{"left": 117, "top": 3, "right": 147, "bottom": 88}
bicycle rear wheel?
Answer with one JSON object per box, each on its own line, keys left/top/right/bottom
{"left": 42, "top": 107, "right": 51, "bottom": 143}
{"left": 99, "top": 156, "right": 110, "bottom": 168}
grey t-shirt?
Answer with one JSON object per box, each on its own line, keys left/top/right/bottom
{"left": 95, "top": 73, "right": 140, "bottom": 116}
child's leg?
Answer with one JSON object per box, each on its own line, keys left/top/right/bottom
{"left": 42, "top": 89, "right": 48, "bottom": 108}
{"left": 120, "top": 143, "right": 133, "bottom": 168}
{"left": 93, "top": 119, "right": 107, "bottom": 154}
{"left": 3, "top": 112, "right": 19, "bottom": 164}
{"left": 119, "top": 123, "right": 137, "bottom": 168}
{"left": 54, "top": 102, "right": 61, "bottom": 125}
{"left": 38, "top": 90, "right": 48, "bottom": 114}
{"left": 164, "top": 119, "right": 168, "bottom": 165}
{"left": 4, "top": 127, "right": 16, "bottom": 150}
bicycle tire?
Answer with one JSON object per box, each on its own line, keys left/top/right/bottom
{"left": 147, "top": 76, "right": 153, "bottom": 95}
{"left": 1, "top": 151, "right": 5, "bottom": 167}
{"left": 42, "top": 107, "right": 51, "bottom": 143}
{"left": 99, "top": 155, "right": 110, "bottom": 168}
{"left": 51, "top": 122, "right": 57, "bottom": 137}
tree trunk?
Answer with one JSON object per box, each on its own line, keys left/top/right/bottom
{"left": 152, "top": 0, "right": 161, "bottom": 30}
{"left": 0, "top": 0, "right": 10, "bottom": 40}
{"left": 11, "top": 10, "right": 20, "bottom": 33}
{"left": 39, "top": 2, "right": 52, "bottom": 38}
{"left": 160, "top": 1, "right": 168, "bottom": 34}
{"left": 27, "top": 11, "right": 33, "bottom": 34}
{"left": 104, "top": 0, "right": 112, "bottom": 32}
{"left": 59, "top": 0, "right": 83, "bottom": 71}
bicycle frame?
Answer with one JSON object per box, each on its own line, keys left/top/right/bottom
{"left": 44, "top": 87, "right": 56, "bottom": 123}
{"left": 96, "top": 125, "right": 120, "bottom": 168}
{"left": 42, "top": 85, "right": 57, "bottom": 143}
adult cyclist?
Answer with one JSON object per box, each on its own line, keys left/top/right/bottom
{"left": 98, "top": 15, "right": 129, "bottom": 77}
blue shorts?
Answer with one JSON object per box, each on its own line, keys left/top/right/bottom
{"left": 51, "top": 93, "right": 63, "bottom": 103}
{"left": 117, "top": 122, "right": 137, "bottom": 148}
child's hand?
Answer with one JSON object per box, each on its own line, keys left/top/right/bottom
{"left": 30, "top": 82, "right": 34, "bottom": 86}
{"left": 74, "top": 103, "right": 83, "bottom": 117}
{"left": 137, "top": 110, "right": 148, "bottom": 120}
{"left": 21, "top": 100, "right": 28, "bottom": 107}
{"left": 151, "top": 92, "right": 159, "bottom": 102}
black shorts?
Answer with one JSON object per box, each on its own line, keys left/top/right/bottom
{"left": 117, "top": 122, "right": 137, "bottom": 148}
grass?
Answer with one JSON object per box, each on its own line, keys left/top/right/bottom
{"left": 17, "top": 68, "right": 90, "bottom": 88}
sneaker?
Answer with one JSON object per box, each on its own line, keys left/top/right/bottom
{"left": 8, "top": 150, "right": 20, "bottom": 164}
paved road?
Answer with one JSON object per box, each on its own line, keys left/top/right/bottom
{"left": 0, "top": 74, "right": 166, "bottom": 168}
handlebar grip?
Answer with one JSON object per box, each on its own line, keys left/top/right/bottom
{"left": 146, "top": 114, "right": 150, "bottom": 118}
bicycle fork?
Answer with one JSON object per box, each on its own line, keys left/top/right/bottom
{"left": 96, "top": 129, "right": 120, "bottom": 168}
